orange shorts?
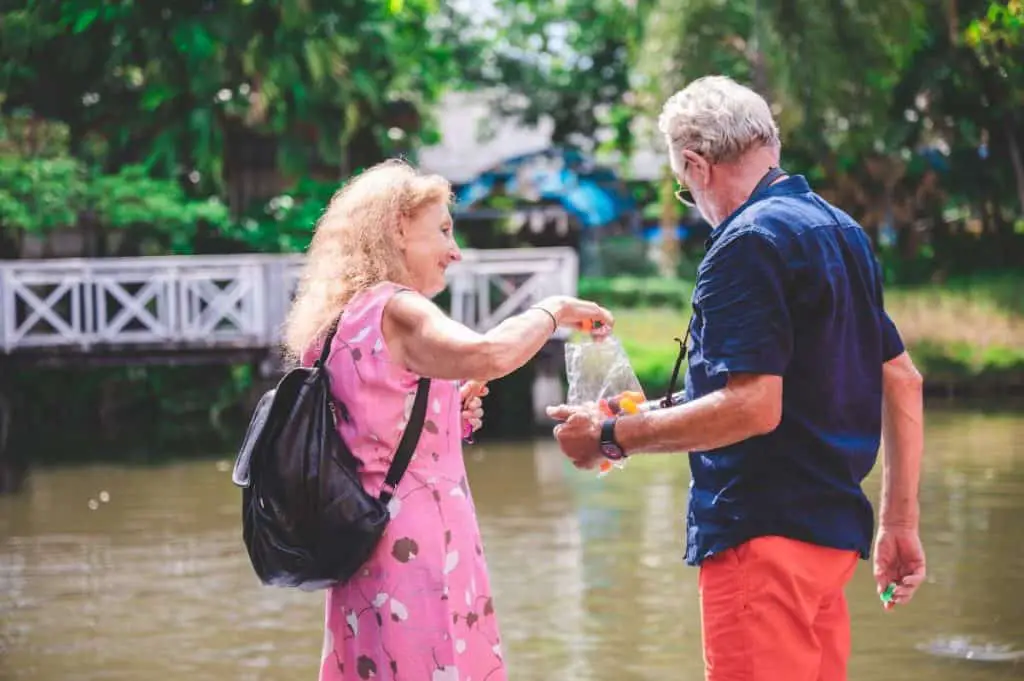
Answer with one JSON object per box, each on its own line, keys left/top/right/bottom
{"left": 698, "top": 535, "right": 859, "bottom": 681}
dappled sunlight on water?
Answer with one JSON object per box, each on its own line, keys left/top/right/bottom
{"left": 1, "top": 405, "right": 1023, "bottom": 680}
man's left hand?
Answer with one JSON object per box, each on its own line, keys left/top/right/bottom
{"left": 872, "top": 525, "right": 926, "bottom": 607}
{"left": 547, "top": 404, "right": 603, "bottom": 469}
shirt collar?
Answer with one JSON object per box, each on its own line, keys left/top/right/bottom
{"left": 705, "top": 174, "right": 811, "bottom": 247}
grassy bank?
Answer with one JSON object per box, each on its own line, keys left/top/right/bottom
{"left": 602, "top": 274, "right": 1024, "bottom": 397}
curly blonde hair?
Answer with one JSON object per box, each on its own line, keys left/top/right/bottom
{"left": 283, "top": 159, "right": 452, "bottom": 361}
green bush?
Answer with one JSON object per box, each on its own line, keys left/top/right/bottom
{"left": 908, "top": 341, "right": 1024, "bottom": 380}
{"left": 578, "top": 276, "right": 693, "bottom": 310}
{"left": 0, "top": 114, "right": 230, "bottom": 253}
{"left": 590, "top": 235, "right": 658, "bottom": 277}
{"left": 218, "top": 177, "right": 341, "bottom": 253}
{"left": 622, "top": 339, "right": 684, "bottom": 396}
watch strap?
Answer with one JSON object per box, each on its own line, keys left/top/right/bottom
{"left": 600, "top": 418, "right": 626, "bottom": 459}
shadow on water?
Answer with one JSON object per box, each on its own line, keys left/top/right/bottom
{"left": 0, "top": 402, "right": 1023, "bottom": 680}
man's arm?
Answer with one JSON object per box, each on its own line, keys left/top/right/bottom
{"left": 872, "top": 349, "right": 927, "bottom": 605}
{"left": 879, "top": 351, "right": 924, "bottom": 528}
{"left": 551, "top": 227, "right": 791, "bottom": 465}
{"left": 618, "top": 228, "right": 790, "bottom": 454}
{"left": 614, "top": 373, "right": 781, "bottom": 454}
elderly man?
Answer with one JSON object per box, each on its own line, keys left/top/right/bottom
{"left": 548, "top": 75, "right": 926, "bottom": 681}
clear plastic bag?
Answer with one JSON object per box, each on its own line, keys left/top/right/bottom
{"left": 565, "top": 336, "right": 644, "bottom": 407}
{"left": 564, "top": 335, "right": 646, "bottom": 476}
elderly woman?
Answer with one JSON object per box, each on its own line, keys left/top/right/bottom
{"left": 283, "top": 160, "right": 612, "bottom": 681}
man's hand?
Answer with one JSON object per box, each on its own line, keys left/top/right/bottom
{"left": 872, "top": 525, "right": 926, "bottom": 608}
{"left": 546, "top": 404, "right": 603, "bottom": 469}
{"left": 460, "top": 381, "right": 488, "bottom": 433}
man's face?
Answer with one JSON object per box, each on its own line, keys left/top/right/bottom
{"left": 674, "top": 151, "right": 716, "bottom": 225}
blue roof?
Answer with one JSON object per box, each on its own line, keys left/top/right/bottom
{"left": 454, "top": 147, "right": 637, "bottom": 228}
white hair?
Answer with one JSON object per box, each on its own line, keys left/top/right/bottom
{"left": 657, "top": 76, "right": 780, "bottom": 173}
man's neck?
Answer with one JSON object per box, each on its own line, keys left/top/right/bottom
{"left": 708, "top": 147, "right": 782, "bottom": 225}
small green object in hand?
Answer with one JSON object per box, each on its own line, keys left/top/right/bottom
{"left": 880, "top": 582, "right": 897, "bottom": 609}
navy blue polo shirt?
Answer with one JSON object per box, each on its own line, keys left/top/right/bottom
{"left": 683, "top": 174, "right": 905, "bottom": 566}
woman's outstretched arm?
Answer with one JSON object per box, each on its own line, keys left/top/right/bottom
{"left": 383, "top": 292, "right": 613, "bottom": 381}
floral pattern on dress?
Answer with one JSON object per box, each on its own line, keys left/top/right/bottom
{"left": 304, "top": 282, "right": 506, "bottom": 681}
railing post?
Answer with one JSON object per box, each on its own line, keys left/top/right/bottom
{"left": 0, "top": 267, "right": 6, "bottom": 353}
{"left": 449, "top": 268, "right": 467, "bottom": 326}
{"left": 475, "top": 270, "right": 488, "bottom": 329}
{"left": 564, "top": 248, "right": 579, "bottom": 297}
{"left": 263, "top": 257, "right": 288, "bottom": 346}
{"left": 81, "top": 261, "right": 94, "bottom": 350}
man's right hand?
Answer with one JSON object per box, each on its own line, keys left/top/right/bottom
{"left": 872, "top": 525, "right": 926, "bottom": 607}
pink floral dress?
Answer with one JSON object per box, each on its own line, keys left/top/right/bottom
{"left": 303, "top": 282, "right": 506, "bottom": 681}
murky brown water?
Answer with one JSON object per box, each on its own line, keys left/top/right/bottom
{"left": 2, "top": 405, "right": 1023, "bottom": 680}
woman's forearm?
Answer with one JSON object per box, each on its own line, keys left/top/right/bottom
{"left": 467, "top": 307, "right": 559, "bottom": 380}
{"left": 879, "top": 353, "right": 925, "bottom": 529}
{"left": 385, "top": 294, "right": 560, "bottom": 381}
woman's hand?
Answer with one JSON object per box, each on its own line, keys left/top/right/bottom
{"left": 534, "top": 296, "right": 615, "bottom": 337}
{"left": 460, "top": 380, "right": 488, "bottom": 433}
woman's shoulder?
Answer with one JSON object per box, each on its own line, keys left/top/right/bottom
{"left": 299, "top": 283, "right": 415, "bottom": 367}
{"left": 343, "top": 281, "right": 417, "bottom": 328}
{"left": 334, "top": 281, "right": 423, "bottom": 375}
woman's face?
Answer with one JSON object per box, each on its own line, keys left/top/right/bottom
{"left": 399, "top": 200, "right": 461, "bottom": 298}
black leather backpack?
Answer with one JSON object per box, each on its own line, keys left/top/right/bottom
{"left": 232, "top": 318, "right": 430, "bottom": 590}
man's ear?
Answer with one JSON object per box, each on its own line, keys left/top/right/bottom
{"left": 683, "top": 150, "right": 710, "bottom": 188}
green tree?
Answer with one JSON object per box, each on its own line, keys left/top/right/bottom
{"left": 0, "top": 112, "right": 230, "bottom": 257}
{"left": 963, "top": 0, "right": 1024, "bottom": 214}
{"left": 0, "top": 0, "right": 458, "bottom": 199}
{"left": 636, "top": 0, "right": 925, "bottom": 167}
{"left": 633, "top": 0, "right": 1024, "bottom": 274}
{"left": 457, "top": 0, "right": 654, "bottom": 156}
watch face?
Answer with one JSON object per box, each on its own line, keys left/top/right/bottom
{"left": 601, "top": 442, "right": 625, "bottom": 460}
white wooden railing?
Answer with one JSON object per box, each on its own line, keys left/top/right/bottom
{"left": 0, "top": 248, "right": 577, "bottom": 354}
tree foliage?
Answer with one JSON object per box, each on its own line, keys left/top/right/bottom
{"left": 0, "top": 113, "right": 229, "bottom": 256}
{"left": 455, "top": 0, "right": 652, "bottom": 154}
{"left": 1, "top": 0, "right": 1022, "bottom": 274}
{"left": 629, "top": 0, "right": 1024, "bottom": 275}
{"left": 0, "top": 0, "right": 456, "bottom": 193}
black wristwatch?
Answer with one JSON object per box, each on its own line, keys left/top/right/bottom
{"left": 600, "top": 418, "right": 627, "bottom": 460}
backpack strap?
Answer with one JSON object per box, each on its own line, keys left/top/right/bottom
{"left": 379, "top": 377, "right": 431, "bottom": 504}
{"left": 314, "top": 317, "right": 341, "bottom": 368}
{"left": 314, "top": 310, "right": 430, "bottom": 505}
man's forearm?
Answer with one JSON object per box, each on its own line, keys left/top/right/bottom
{"left": 879, "top": 353, "right": 925, "bottom": 528}
{"left": 614, "top": 374, "right": 781, "bottom": 455}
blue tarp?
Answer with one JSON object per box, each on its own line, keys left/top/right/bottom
{"left": 641, "top": 224, "right": 691, "bottom": 242}
{"left": 454, "top": 147, "right": 638, "bottom": 228}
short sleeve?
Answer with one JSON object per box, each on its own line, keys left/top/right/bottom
{"left": 695, "top": 229, "right": 793, "bottom": 377}
{"left": 880, "top": 310, "right": 905, "bottom": 362}
{"left": 872, "top": 258, "right": 906, "bottom": 362}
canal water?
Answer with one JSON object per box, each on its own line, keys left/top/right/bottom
{"left": 1, "top": 405, "right": 1023, "bottom": 680}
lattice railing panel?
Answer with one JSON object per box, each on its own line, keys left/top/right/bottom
{"left": 94, "top": 274, "right": 173, "bottom": 342}
{"left": 0, "top": 250, "right": 576, "bottom": 352}
{"left": 1, "top": 272, "right": 84, "bottom": 349}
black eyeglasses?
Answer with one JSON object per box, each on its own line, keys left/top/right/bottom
{"left": 674, "top": 184, "right": 695, "bottom": 207}
{"left": 673, "top": 157, "right": 695, "bottom": 207}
